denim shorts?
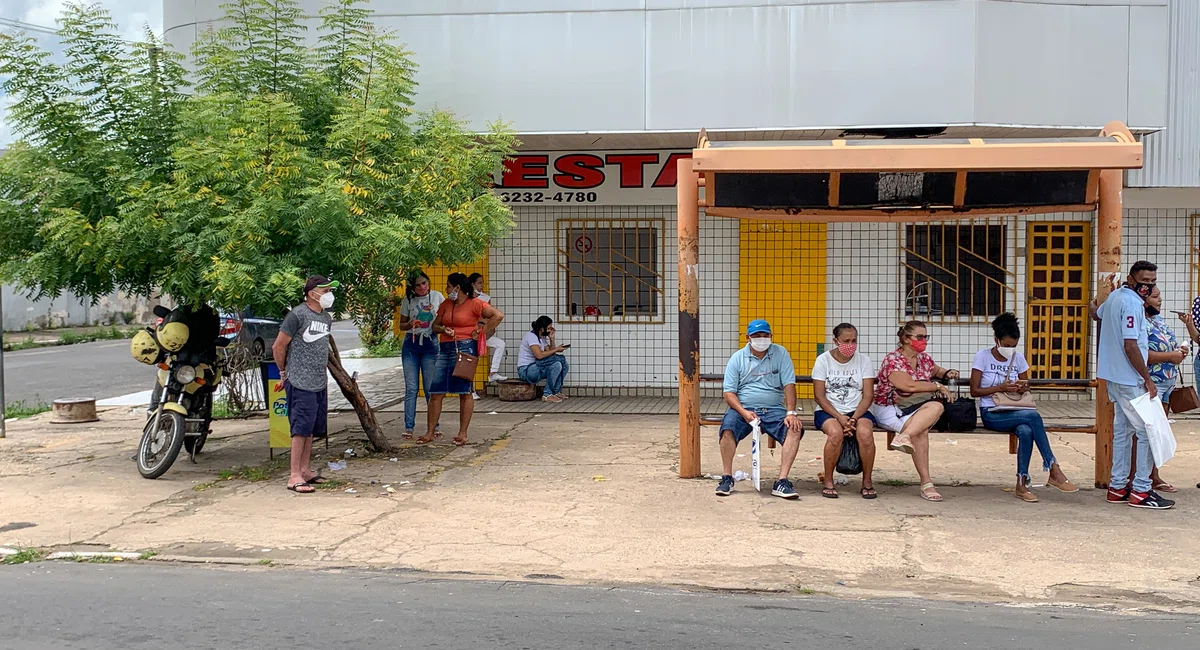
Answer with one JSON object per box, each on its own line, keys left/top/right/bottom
{"left": 813, "top": 409, "right": 876, "bottom": 430}
{"left": 429, "top": 339, "right": 478, "bottom": 395}
{"left": 285, "top": 384, "right": 327, "bottom": 438}
{"left": 719, "top": 407, "right": 801, "bottom": 445}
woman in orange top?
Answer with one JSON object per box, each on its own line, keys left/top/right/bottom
{"left": 423, "top": 273, "right": 504, "bottom": 446}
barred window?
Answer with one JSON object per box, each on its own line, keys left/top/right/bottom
{"left": 558, "top": 218, "right": 664, "bottom": 323}
{"left": 902, "top": 223, "right": 1010, "bottom": 321}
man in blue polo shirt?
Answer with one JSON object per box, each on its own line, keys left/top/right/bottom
{"left": 1092, "top": 260, "right": 1174, "bottom": 510}
{"left": 717, "top": 319, "right": 804, "bottom": 499}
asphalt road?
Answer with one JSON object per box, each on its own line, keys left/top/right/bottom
{"left": 2, "top": 326, "right": 360, "bottom": 406}
{"left": 0, "top": 563, "right": 1195, "bottom": 650}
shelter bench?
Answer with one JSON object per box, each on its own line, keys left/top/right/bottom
{"left": 697, "top": 374, "right": 1096, "bottom": 454}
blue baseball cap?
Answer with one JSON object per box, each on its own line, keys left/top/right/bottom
{"left": 747, "top": 319, "right": 771, "bottom": 336}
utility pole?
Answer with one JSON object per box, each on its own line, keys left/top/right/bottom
{"left": 1, "top": 288, "right": 6, "bottom": 438}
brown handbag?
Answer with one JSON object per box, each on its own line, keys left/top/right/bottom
{"left": 452, "top": 350, "right": 478, "bottom": 381}
{"left": 1168, "top": 385, "right": 1200, "bottom": 414}
{"left": 990, "top": 356, "right": 1037, "bottom": 411}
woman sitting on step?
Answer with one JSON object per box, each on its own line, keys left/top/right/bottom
{"left": 517, "top": 316, "right": 570, "bottom": 403}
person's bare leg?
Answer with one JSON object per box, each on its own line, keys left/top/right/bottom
{"left": 778, "top": 428, "right": 802, "bottom": 479}
{"left": 454, "top": 394, "right": 475, "bottom": 445}
{"left": 300, "top": 436, "right": 317, "bottom": 481}
{"left": 287, "top": 435, "right": 313, "bottom": 492}
{"left": 901, "top": 403, "right": 942, "bottom": 499}
{"left": 420, "top": 395, "right": 443, "bottom": 443}
{"left": 821, "top": 421, "right": 844, "bottom": 492}
{"left": 857, "top": 419, "right": 877, "bottom": 493}
{"left": 720, "top": 431, "right": 737, "bottom": 476}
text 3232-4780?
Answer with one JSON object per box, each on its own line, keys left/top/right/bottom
{"left": 499, "top": 191, "right": 599, "bottom": 204}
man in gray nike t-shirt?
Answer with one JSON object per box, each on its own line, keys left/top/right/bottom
{"left": 273, "top": 275, "right": 339, "bottom": 494}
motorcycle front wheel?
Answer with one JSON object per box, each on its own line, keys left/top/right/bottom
{"left": 137, "top": 411, "right": 185, "bottom": 479}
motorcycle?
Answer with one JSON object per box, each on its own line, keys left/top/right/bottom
{"left": 130, "top": 305, "right": 230, "bottom": 479}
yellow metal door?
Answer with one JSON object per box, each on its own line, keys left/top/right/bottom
{"left": 738, "top": 222, "right": 826, "bottom": 398}
{"left": 1025, "top": 223, "right": 1090, "bottom": 380}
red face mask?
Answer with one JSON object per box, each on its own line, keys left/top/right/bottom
{"left": 414, "top": 285, "right": 429, "bottom": 297}
{"left": 910, "top": 338, "right": 928, "bottom": 353}
{"left": 837, "top": 342, "right": 857, "bottom": 358}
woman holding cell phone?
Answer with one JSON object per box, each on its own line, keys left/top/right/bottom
{"left": 517, "top": 316, "right": 571, "bottom": 402}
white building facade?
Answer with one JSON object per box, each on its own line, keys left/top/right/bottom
{"left": 164, "top": 0, "right": 1200, "bottom": 397}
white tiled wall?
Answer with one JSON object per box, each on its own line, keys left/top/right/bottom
{"left": 486, "top": 205, "right": 740, "bottom": 391}
{"left": 484, "top": 194, "right": 1198, "bottom": 394}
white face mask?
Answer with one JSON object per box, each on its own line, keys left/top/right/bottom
{"left": 997, "top": 346, "right": 1017, "bottom": 360}
{"left": 318, "top": 292, "right": 335, "bottom": 309}
{"left": 447, "top": 290, "right": 460, "bottom": 301}
{"left": 750, "top": 337, "right": 772, "bottom": 352}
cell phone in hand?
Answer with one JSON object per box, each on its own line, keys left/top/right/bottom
{"left": 1172, "top": 310, "right": 1188, "bottom": 316}
{"left": 560, "top": 343, "right": 571, "bottom": 349}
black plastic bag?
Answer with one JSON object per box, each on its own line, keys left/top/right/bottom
{"left": 835, "top": 436, "right": 863, "bottom": 475}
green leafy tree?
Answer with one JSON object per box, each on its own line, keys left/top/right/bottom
{"left": 0, "top": 0, "right": 517, "bottom": 452}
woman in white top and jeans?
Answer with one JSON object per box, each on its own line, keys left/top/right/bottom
{"left": 517, "top": 316, "right": 570, "bottom": 402}
{"left": 970, "top": 313, "right": 1077, "bottom": 502}
{"left": 396, "top": 270, "right": 443, "bottom": 439}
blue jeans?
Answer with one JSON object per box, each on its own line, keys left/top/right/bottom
{"left": 1107, "top": 381, "right": 1154, "bottom": 493}
{"left": 517, "top": 355, "right": 569, "bottom": 395}
{"left": 401, "top": 335, "right": 438, "bottom": 430}
{"left": 1154, "top": 376, "right": 1176, "bottom": 406}
{"left": 980, "top": 407, "right": 1056, "bottom": 480}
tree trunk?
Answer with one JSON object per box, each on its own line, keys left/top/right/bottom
{"left": 326, "top": 336, "right": 394, "bottom": 453}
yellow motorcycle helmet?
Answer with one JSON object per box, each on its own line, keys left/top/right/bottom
{"left": 130, "top": 329, "right": 161, "bottom": 365}
{"left": 156, "top": 321, "right": 190, "bottom": 352}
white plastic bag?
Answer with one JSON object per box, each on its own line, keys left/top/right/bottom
{"left": 750, "top": 418, "right": 762, "bottom": 492}
{"left": 1131, "top": 393, "right": 1176, "bottom": 466}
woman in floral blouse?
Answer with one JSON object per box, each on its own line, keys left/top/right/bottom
{"left": 1138, "top": 286, "right": 1186, "bottom": 493}
{"left": 869, "top": 320, "right": 959, "bottom": 502}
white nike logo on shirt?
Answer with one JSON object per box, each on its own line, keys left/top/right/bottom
{"left": 302, "top": 330, "right": 330, "bottom": 343}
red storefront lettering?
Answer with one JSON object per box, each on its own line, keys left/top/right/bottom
{"left": 605, "top": 153, "right": 660, "bottom": 188}
{"left": 553, "top": 154, "right": 606, "bottom": 189}
{"left": 500, "top": 155, "right": 549, "bottom": 188}
{"left": 652, "top": 152, "right": 693, "bottom": 188}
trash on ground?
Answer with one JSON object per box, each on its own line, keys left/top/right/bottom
{"left": 344, "top": 448, "right": 356, "bottom": 458}
{"left": 592, "top": 475, "right": 608, "bottom": 482}
{"left": 737, "top": 454, "right": 745, "bottom": 458}
{"left": 344, "top": 488, "right": 357, "bottom": 494}
{"left": 488, "top": 411, "right": 500, "bottom": 415}
{"left": 385, "top": 486, "right": 396, "bottom": 494}
{"left": 945, "top": 439, "right": 958, "bottom": 445}
{"left": 832, "top": 472, "right": 850, "bottom": 485}
{"left": 733, "top": 470, "right": 749, "bottom": 481}
{"left": 327, "top": 460, "right": 347, "bottom": 471}
{"left": 397, "top": 480, "right": 412, "bottom": 485}
{"left": 389, "top": 458, "right": 398, "bottom": 462}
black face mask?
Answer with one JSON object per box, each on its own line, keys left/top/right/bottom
{"left": 1132, "top": 282, "right": 1155, "bottom": 299}
{"left": 1146, "top": 306, "right": 1161, "bottom": 317}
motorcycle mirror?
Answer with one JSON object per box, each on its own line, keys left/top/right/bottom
{"left": 152, "top": 305, "right": 171, "bottom": 318}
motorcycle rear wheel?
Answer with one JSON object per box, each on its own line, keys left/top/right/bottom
{"left": 138, "top": 411, "right": 185, "bottom": 479}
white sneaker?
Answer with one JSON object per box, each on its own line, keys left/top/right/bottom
{"left": 472, "top": 391, "right": 481, "bottom": 400}
{"left": 488, "top": 373, "right": 507, "bottom": 382}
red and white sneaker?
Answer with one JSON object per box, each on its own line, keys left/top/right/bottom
{"left": 1129, "top": 490, "right": 1175, "bottom": 510}
{"left": 1106, "top": 487, "right": 1130, "bottom": 504}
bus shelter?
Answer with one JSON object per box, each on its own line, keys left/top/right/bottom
{"left": 676, "top": 122, "right": 1144, "bottom": 487}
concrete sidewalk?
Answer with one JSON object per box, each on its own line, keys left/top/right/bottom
{"left": 2, "top": 402, "right": 1199, "bottom": 611}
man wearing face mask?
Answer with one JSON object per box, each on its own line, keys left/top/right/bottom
{"left": 716, "top": 319, "right": 805, "bottom": 499}
{"left": 1091, "top": 260, "right": 1174, "bottom": 510}
{"left": 273, "top": 275, "right": 340, "bottom": 494}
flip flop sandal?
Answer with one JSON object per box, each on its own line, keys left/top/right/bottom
{"left": 860, "top": 487, "right": 877, "bottom": 500}
{"left": 402, "top": 431, "right": 414, "bottom": 440}
{"left": 821, "top": 487, "right": 839, "bottom": 499}
{"left": 1153, "top": 481, "right": 1177, "bottom": 493}
{"left": 287, "top": 482, "right": 315, "bottom": 494}
{"left": 453, "top": 437, "right": 468, "bottom": 447}
{"left": 919, "top": 482, "right": 943, "bottom": 502}
{"left": 306, "top": 476, "right": 329, "bottom": 485}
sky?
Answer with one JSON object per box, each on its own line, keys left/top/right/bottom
{"left": 1, "top": 1, "right": 163, "bottom": 145}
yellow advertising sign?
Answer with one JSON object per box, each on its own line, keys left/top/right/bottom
{"left": 265, "top": 363, "right": 290, "bottom": 449}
